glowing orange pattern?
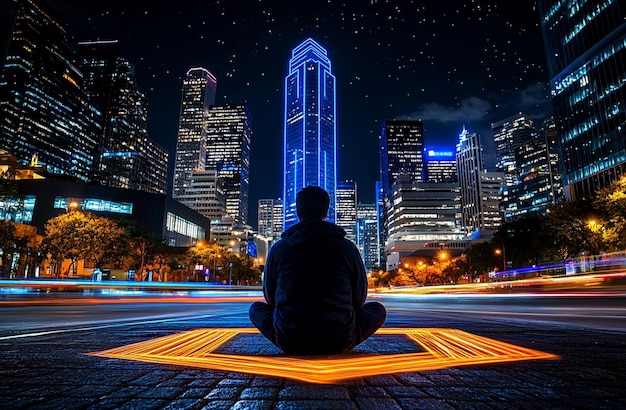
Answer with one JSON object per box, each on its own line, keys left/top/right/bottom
{"left": 89, "top": 328, "right": 557, "bottom": 384}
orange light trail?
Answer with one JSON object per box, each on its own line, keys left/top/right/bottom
{"left": 89, "top": 328, "right": 557, "bottom": 384}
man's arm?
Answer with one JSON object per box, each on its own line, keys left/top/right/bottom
{"left": 351, "top": 244, "right": 368, "bottom": 309}
{"left": 263, "top": 249, "right": 277, "bottom": 307}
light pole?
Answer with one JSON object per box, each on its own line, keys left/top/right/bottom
{"left": 495, "top": 246, "right": 506, "bottom": 275}
{"left": 212, "top": 254, "right": 221, "bottom": 282}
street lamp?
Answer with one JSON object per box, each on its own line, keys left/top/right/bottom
{"left": 212, "top": 254, "right": 221, "bottom": 282}
{"left": 495, "top": 247, "right": 506, "bottom": 273}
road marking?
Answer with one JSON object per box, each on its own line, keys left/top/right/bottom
{"left": 90, "top": 327, "right": 558, "bottom": 384}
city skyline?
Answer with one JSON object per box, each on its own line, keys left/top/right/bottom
{"left": 45, "top": 0, "right": 553, "bottom": 227}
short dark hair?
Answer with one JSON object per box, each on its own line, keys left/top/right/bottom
{"left": 296, "top": 186, "right": 330, "bottom": 220}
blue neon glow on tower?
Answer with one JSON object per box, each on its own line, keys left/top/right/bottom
{"left": 283, "top": 38, "right": 337, "bottom": 230}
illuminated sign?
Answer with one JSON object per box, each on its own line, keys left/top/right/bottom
{"left": 427, "top": 149, "right": 454, "bottom": 157}
{"left": 90, "top": 328, "right": 557, "bottom": 384}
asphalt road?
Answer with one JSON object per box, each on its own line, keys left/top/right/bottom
{"left": 1, "top": 290, "right": 625, "bottom": 340}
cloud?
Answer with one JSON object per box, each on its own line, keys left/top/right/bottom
{"left": 508, "top": 82, "right": 553, "bottom": 119}
{"left": 398, "top": 97, "right": 492, "bottom": 124}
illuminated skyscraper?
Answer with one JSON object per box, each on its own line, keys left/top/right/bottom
{"left": 356, "top": 203, "right": 378, "bottom": 270}
{"left": 539, "top": 0, "right": 626, "bottom": 199}
{"left": 77, "top": 40, "right": 168, "bottom": 194}
{"left": 424, "top": 149, "right": 457, "bottom": 183}
{"left": 492, "top": 113, "right": 536, "bottom": 190}
{"left": 0, "top": 0, "right": 100, "bottom": 182}
{"left": 379, "top": 119, "right": 425, "bottom": 194}
{"left": 172, "top": 67, "right": 217, "bottom": 199}
{"left": 336, "top": 180, "right": 357, "bottom": 243}
{"left": 175, "top": 169, "right": 226, "bottom": 222}
{"left": 206, "top": 104, "right": 251, "bottom": 225}
{"left": 257, "top": 197, "right": 283, "bottom": 243}
{"left": 257, "top": 199, "right": 274, "bottom": 239}
{"left": 283, "top": 38, "right": 337, "bottom": 229}
{"left": 456, "top": 127, "right": 503, "bottom": 235}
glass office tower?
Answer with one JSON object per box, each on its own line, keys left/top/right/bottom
{"left": 539, "top": 0, "right": 626, "bottom": 199}
{"left": 0, "top": 0, "right": 100, "bottom": 182}
{"left": 379, "top": 119, "right": 425, "bottom": 193}
{"left": 283, "top": 38, "right": 337, "bottom": 229}
{"left": 172, "top": 67, "right": 217, "bottom": 199}
{"left": 77, "top": 40, "right": 168, "bottom": 195}
{"left": 206, "top": 104, "right": 251, "bottom": 225}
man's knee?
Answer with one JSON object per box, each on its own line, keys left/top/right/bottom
{"left": 363, "top": 301, "right": 386, "bottom": 323}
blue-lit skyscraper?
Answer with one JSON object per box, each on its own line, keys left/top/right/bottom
{"left": 539, "top": 0, "right": 626, "bottom": 200}
{"left": 283, "top": 38, "right": 337, "bottom": 229}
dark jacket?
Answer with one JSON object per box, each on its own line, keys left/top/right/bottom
{"left": 263, "top": 219, "right": 368, "bottom": 355}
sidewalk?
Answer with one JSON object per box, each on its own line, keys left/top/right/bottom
{"left": 1, "top": 312, "right": 625, "bottom": 409}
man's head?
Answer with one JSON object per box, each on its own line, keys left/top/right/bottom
{"left": 296, "top": 186, "right": 330, "bottom": 221}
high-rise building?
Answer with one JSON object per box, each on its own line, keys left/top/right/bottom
{"left": 283, "top": 38, "right": 337, "bottom": 230}
{"left": 384, "top": 175, "right": 465, "bottom": 271}
{"left": 0, "top": 0, "right": 101, "bottom": 182}
{"left": 174, "top": 169, "right": 226, "bottom": 222}
{"left": 538, "top": 0, "right": 626, "bottom": 200}
{"left": 424, "top": 149, "right": 457, "bottom": 183}
{"left": 375, "top": 180, "right": 385, "bottom": 268}
{"left": 0, "top": 0, "right": 16, "bottom": 73}
{"left": 206, "top": 104, "right": 251, "bottom": 224}
{"left": 257, "top": 199, "right": 274, "bottom": 239}
{"left": 456, "top": 127, "right": 503, "bottom": 235}
{"left": 356, "top": 203, "right": 378, "bottom": 270}
{"left": 501, "top": 132, "right": 562, "bottom": 220}
{"left": 172, "top": 67, "right": 217, "bottom": 199}
{"left": 492, "top": 113, "right": 536, "bottom": 190}
{"left": 272, "top": 199, "right": 284, "bottom": 241}
{"left": 479, "top": 172, "right": 505, "bottom": 231}
{"left": 336, "top": 180, "right": 357, "bottom": 243}
{"left": 77, "top": 40, "right": 168, "bottom": 195}
{"left": 257, "top": 198, "right": 284, "bottom": 245}
{"left": 379, "top": 119, "right": 425, "bottom": 194}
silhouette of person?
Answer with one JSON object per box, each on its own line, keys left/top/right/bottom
{"left": 249, "top": 186, "right": 386, "bottom": 355}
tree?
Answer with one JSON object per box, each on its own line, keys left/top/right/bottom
{"left": 42, "top": 211, "right": 127, "bottom": 276}
{"left": 185, "top": 241, "right": 224, "bottom": 281}
{"left": 0, "top": 219, "right": 16, "bottom": 277}
{"left": 117, "top": 219, "right": 174, "bottom": 280}
{"left": 442, "top": 256, "right": 471, "bottom": 284}
{"left": 594, "top": 175, "right": 626, "bottom": 252}
{"left": 223, "top": 254, "right": 262, "bottom": 285}
{"left": 544, "top": 199, "right": 599, "bottom": 257}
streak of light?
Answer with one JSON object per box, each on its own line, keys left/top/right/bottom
{"left": 90, "top": 328, "right": 557, "bottom": 384}
{"left": 0, "top": 312, "right": 229, "bottom": 341}
{"left": 0, "top": 295, "right": 263, "bottom": 306}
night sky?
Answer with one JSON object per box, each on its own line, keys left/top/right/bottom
{"left": 47, "top": 0, "right": 552, "bottom": 228}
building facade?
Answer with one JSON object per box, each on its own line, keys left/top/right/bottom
{"left": 356, "top": 203, "right": 378, "bottom": 271}
{"left": 336, "top": 180, "right": 357, "bottom": 243}
{"left": 206, "top": 104, "right": 251, "bottom": 224}
{"left": 0, "top": 0, "right": 100, "bottom": 182}
{"left": 384, "top": 176, "right": 465, "bottom": 271}
{"left": 172, "top": 67, "right": 217, "bottom": 199}
{"left": 539, "top": 0, "right": 626, "bottom": 200}
{"left": 379, "top": 119, "right": 425, "bottom": 193}
{"left": 456, "top": 127, "right": 504, "bottom": 236}
{"left": 174, "top": 169, "right": 226, "bottom": 222}
{"left": 424, "top": 149, "right": 457, "bottom": 183}
{"left": 492, "top": 113, "right": 536, "bottom": 190}
{"left": 77, "top": 40, "right": 168, "bottom": 195}
{"left": 283, "top": 38, "right": 337, "bottom": 230}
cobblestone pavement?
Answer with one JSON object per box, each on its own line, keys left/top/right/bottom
{"left": 1, "top": 311, "right": 625, "bottom": 409}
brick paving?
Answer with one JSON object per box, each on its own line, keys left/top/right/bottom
{"left": 1, "top": 311, "right": 625, "bottom": 409}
